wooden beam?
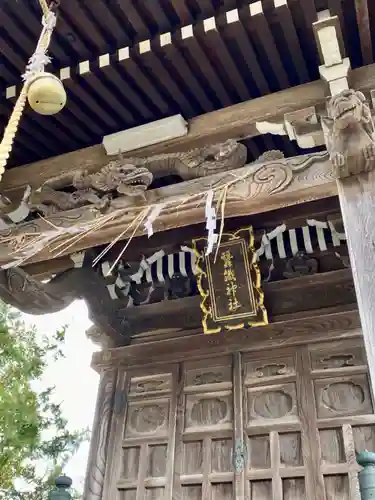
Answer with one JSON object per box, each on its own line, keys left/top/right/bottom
{"left": 0, "top": 151, "right": 337, "bottom": 267}
{"left": 3, "top": 63, "right": 375, "bottom": 195}
{"left": 91, "top": 308, "right": 361, "bottom": 371}
{"left": 83, "top": 368, "right": 117, "bottom": 500}
{"left": 124, "top": 269, "right": 355, "bottom": 337}
{"left": 22, "top": 196, "right": 341, "bottom": 279}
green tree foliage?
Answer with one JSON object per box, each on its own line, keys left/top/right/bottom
{"left": 0, "top": 302, "right": 89, "bottom": 499}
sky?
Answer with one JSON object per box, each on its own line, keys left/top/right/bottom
{"left": 23, "top": 299, "right": 99, "bottom": 493}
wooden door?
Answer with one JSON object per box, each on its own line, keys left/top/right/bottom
{"left": 174, "top": 355, "right": 236, "bottom": 499}
{"left": 107, "top": 338, "right": 375, "bottom": 500}
{"left": 105, "top": 364, "right": 180, "bottom": 499}
{"left": 241, "top": 338, "right": 374, "bottom": 499}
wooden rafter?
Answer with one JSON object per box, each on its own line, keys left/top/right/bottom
{"left": 354, "top": 0, "right": 373, "bottom": 65}
{"left": 3, "top": 62, "right": 375, "bottom": 194}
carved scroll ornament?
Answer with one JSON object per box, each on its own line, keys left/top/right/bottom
{"left": 323, "top": 89, "right": 375, "bottom": 178}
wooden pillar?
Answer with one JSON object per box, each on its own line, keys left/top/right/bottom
{"left": 336, "top": 171, "right": 375, "bottom": 391}
{"left": 83, "top": 367, "right": 117, "bottom": 500}
{"left": 313, "top": 11, "right": 375, "bottom": 394}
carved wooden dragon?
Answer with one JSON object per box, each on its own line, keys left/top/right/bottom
{"left": 28, "top": 139, "right": 247, "bottom": 215}
{"left": 128, "top": 139, "right": 247, "bottom": 179}
{"left": 322, "top": 89, "right": 375, "bottom": 178}
{"left": 30, "top": 163, "right": 153, "bottom": 215}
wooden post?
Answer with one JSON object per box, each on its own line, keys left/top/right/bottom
{"left": 336, "top": 172, "right": 375, "bottom": 392}
{"left": 83, "top": 368, "right": 117, "bottom": 500}
{"left": 313, "top": 11, "right": 375, "bottom": 395}
{"left": 321, "top": 85, "right": 375, "bottom": 393}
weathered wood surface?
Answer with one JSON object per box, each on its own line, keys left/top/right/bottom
{"left": 296, "top": 349, "right": 326, "bottom": 499}
{"left": 337, "top": 169, "right": 375, "bottom": 395}
{"left": 91, "top": 309, "right": 361, "bottom": 371}
{"left": 22, "top": 197, "right": 342, "bottom": 280}
{"left": 84, "top": 368, "right": 117, "bottom": 500}
{"left": 319, "top": 83, "right": 375, "bottom": 398}
{"left": 3, "top": 62, "right": 375, "bottom": 194}
{"left": 101, "top": 369, "right": 129, "bottom": 499}
{"left": 123, "top": 269, "right": 355, "bottom": 338}
{"left": 107, "top": 339, "right": 372, "bottom": 499}
{"left": 0, "top": 152, "right": 337, "bottom": 267}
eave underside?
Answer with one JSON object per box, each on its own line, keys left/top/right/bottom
{"left": 1, "top": 0, "right": 374, "bottom": 166}
{"left": 0, "top": 0, "right": 370, "bottom": 351}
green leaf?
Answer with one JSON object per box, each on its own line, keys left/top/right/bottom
{"left": 0, "top": 302, "right": 89, "bottom": 499}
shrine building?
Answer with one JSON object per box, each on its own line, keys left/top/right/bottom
{"left": 2, "top": 0, "right": 375, "bottom": 498}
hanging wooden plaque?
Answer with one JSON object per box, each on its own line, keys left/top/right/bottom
{"left": 192, "top": 227, "right": 268, "bottom": 334}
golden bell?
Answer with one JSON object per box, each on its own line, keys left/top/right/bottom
{"left": 27, "top": 72, "right": 67, "bottom": 115}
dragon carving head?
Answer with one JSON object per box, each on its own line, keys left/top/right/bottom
{"left": 210, "top": 139, "right": 238, "bottom": 159}
{"left": 326, "top": 89, "right": 371, "bottom": 131}
{"left": 100, "top": 162, "right": 153, "bottom": 196}
{"left": 116, "top": 165, "right": 153, "bottom": 196}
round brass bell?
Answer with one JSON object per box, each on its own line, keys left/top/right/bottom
{"left": 27, "top": 72, "right": 67, "bottom": 115}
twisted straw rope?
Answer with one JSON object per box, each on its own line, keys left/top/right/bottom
{"left": 0, "top": 1, "right": 55, "bottom": 182}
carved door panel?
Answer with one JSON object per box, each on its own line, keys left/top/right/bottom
{"left": 308, "top": 339, "right": 375, "bottom": 500}
{"left": 242, "top": 348, "right": 310, "bottom": 499}
{"left": 109, "top": 365, "right": 179, "bottom": 500}
{"left": 105, "top": 338, "right": 374, "bottom": 500}
{"left": 173, "top": 355, "right": 237, "bottom": 500}
{"left": 242, "top": 339, "right": 375, "bottom": 500}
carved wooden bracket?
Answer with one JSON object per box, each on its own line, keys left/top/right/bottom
{"left": 284, "top": 106, "right": 324, "bottom": 149}
{"left": 260, "top": 99, "right": 375, "bottom": 153}
{"left": 312, "top": 10, "right": 375, "bottom": 178}
{"left": 0, "top": 151, "right": 336, "bottom": 267}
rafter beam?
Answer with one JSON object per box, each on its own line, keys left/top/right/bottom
{"left": 3, "top": 63, "right": 375, "bottom": 195}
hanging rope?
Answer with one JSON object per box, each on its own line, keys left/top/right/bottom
{"left": 0, "top": 0, "right": 58, "bottom": 182}
{"left": 39, "top": 0, "right": 51, "bottom": 17}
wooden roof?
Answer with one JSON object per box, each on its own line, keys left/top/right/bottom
{"left": 1, "top": 0, "right": 373, "bottom": 168}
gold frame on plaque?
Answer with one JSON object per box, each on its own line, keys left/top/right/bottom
{"left": 192, "top": 226, "right": 268, "bottom": 334}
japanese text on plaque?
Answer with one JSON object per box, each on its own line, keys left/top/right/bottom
{"left": 221, "top": 250, "right": 242, "bottom": 312}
